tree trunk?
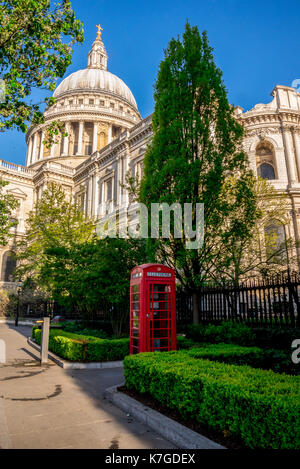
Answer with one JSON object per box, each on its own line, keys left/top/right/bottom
{"left": 192, "top": 292, "right": 199, "bottom": 324}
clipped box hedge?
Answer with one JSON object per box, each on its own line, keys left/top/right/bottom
{"left": 186, "top": 321, "right": 300, "bottom": 350}
{"left": 184, "top": 343, "right": 299, "bottom": 374}
{"left": 32, "top": 327, "right": 129, "bottom": 362}
{"left": 186, "top": 343, "right": 265, "bottom": 366}
{"left": 123, "top": 351, "right": 300, "bottom": 449}
{"left": 186, "top": 321, "right": 255, "bottom": 346}
{"left": 176, "top": 336, "right": 198, "bottom": 350}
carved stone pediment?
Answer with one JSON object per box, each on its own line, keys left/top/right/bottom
{"left": 6, "top": 187, "right": 27, "bottom": 199}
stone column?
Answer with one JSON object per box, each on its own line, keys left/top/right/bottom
{"left": 31, "top": 133, "right": 38, "bottom": 164}
{"left": 26, "top": 137, "right": 33, "bottom": 166}
{"left": 111, "top": 173, "right": 115, "bottom": 212}
{"left": 76, "top": 121, "right": 84, "bottom": 155}
{"left": 124, "top": 143, "right": 130, "bottom": 207}
{"left": 94, "top": 170, "right": 99, "bottom": 217}
{"left": 292, "top": 128, "right": 300, "bottom": 182}
{"left": 282, "top": 126, "right": 297, "bottom": 184}
{"left": 92, "top": 122, "right": 98, "bottom": 153}
{"left": 91, "top": 174, "right": 96, "bottom": 216}
{"left": 87, "top": 175, "right": 93, "bottom": 216}
{"left": 108, "top": 125, "right": 112, "bottom": 144}
{"left": 62, "top": 122, "right": 70, "bottom": 156}
{"left": 100, "top": 178, "right": 105, "bottom": 215}
{"left": 116, "top": 156, "right": 123, "bottom": 207}
{"left": 39, "top": 131, "right": 44, "bottom": 160}
{"left": 50, "top": 142, "right": 55, "bottom": 158}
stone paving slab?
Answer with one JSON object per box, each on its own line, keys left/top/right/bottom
{"left": 0, "top": 324, "right": 175, "bottom": 449}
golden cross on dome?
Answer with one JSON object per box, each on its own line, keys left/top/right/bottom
{"left": 96, "top": 24, "right": 103, "bottom": 39}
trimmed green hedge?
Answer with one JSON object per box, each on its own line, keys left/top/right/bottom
{"left": 186, "top": 321, "right": 300, "bottom": 349}
{"left": 176, "top": 336, "right": 198, "bottom": 350}
{"left": 184, "top": 322, "right": 300, "bottom": 374}
{"left": 186, "top": 322, "right": 255, "bottom": 346}
{"left": 32, "top": 327, "right": 129, "bottom": 362}
{"left": 62, "top": 321, "right": 109, "bottom": 338}
{"left": 186, "top": 343, "right": 264, "bottom": 365}
{"left": 124, "top": 352, "right": 300, "bottom": 449}
{"left": 185, "top": 343, "right": 299, "bottom": 374}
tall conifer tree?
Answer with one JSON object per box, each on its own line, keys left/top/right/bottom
{"left": 139, "top": 23, "right": 259, "bottom": 322}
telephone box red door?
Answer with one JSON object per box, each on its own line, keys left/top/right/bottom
{"left": 130, "top": 264, "right": 176, "bottom": 354}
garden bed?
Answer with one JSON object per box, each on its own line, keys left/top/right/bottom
{"left": 118, "top": 385, "right": 242, "bottom": 449}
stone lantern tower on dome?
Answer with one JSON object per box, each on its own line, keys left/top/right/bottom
{"left": 25, "top": 26, "right": 141, "bottom": 169}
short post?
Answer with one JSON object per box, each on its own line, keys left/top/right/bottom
{"left": 15, "top": 280, "right": 23, "bottom": 327}
{"left": 40, "top": 317, "right": 50, "bottom": 364}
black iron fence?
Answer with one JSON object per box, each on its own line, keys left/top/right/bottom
{"left": 177, "top": 271, "right": 300, "bottom": 328}
{"left": 10, "top": 272, "right": 300, "bottom": 329}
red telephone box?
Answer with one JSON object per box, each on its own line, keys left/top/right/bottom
{"left": 130, "top": 263, "right": 177, "bottom": 354}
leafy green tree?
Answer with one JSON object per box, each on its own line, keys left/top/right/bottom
{"left": 16, "top": 182, "right": 95, "bottom": 291}
{"left": 0, "top": 0, "right": 84, "bottom": 133}
{"left": 139, "top": 23, "right": 259, "bottom": 322}
{"left": 220, "top": 176, "right": 298, "bottom": 281}
{"left": 16, "top": 182, "right": 147, "bottom": 335}
{"left": 0, "top": 178, "right": 19, "bottom": 246}
{"left": 40, "top": 237, "right": 148, "bottom": 336}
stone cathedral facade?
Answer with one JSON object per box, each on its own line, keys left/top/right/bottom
{"left": 1, "top": 28, "right": 300, "bottom": 289}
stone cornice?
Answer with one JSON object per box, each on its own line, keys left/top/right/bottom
{"left": 0, "top": 169, "right": 34, "bottom": 185}
{"left": 241, "top": 110, "right": 300, "bottom": 128}
{"left": 26, "top": 110, "right": 140, "bottom": 142}
{"left": 245, "top": 127, "right": 281, "bottom": 138}
{"left": 51, "top": 88, "right": 140, "bottom": 114}
{"left": 33, "top": 170, "right": 74, "bottom": 186}
{"left": 0, "top": 160, "right": 35, "bottom": 183}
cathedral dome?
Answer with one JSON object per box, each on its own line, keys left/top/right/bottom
{"left": 25, "top": 25, "right": 141, "bottom": 169}
{"left": 53, "top": 24, "right": 138, "bottom": 110}
{"left": 53, "top": 68, "right": 138, "bottom": 109}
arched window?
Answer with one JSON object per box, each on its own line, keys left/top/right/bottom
{"left": 256, "top": 141, "right": 276, "bottom": 180}
{"left": 1, "top": 251, "right": 17, "bottom": 282}
{"left": 257, "top": 163, "right": 276, "bottom": 180}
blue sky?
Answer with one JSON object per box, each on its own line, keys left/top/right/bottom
{"left": 2, "top": 0, "right": 300, "bottom": 165}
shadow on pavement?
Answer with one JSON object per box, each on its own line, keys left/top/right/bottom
{"left": 2, "top": 323, "right": 173, "bottom": 449}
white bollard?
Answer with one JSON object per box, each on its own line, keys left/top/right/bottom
{"left": 40, "top": 317, "right": 50, "bottom": 364}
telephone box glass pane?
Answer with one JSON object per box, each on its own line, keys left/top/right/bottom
{"left": 130, "top": 284, "right": 140, "bottom": 353}
{"left": 149, "top": 283, "right": 171, "bottom": 352}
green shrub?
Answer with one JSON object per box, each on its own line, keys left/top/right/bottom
{"left": 124, "top": 352, "right": 300, "bottom": 449}
{"left": 251, "top": 327, "right": 300, "bottom": 350}
{"left": 62, "top": 320, "right": 113, "bottom": 336}
{"left": 32, "top": 328, "right": 129, "bottom": 362}
{"left": 176, "top": 336, "right": 198, "bottom": 350}
{"left": 33, "top": 328, "right": 88, "bottom": 361}
{"left": 186, "top": 322, "right": 300, "bottom": 350}
{"left": 62, "top": 322, "right": 109, "bottom": 339}
{"left": 61, "top": 321, "right": 80, "bottom": 332}
{"left": 87, "top": 337, "right": 129, "bottom": 361}
{"left": 185, "top": 343, "right": 299, "bottom": 374}
{"left": 186, "top": 321, "right": 255, "bottom": 346}
{"left": 0, "top": 289, "right": 18, "bottom": 317}
{"left": 186, "top": 343, "right": 264, "bottom": 365}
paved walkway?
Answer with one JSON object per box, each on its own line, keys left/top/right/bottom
{"left": 0, "top": 324, "right": 175, "bottom": 449}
